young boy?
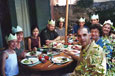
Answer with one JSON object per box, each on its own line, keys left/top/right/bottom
{"left": 1, "top": 33, "right": 19, "bottom": 76}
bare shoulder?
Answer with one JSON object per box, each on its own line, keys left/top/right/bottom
{"left": 38, "top": 36, "right": 40, "bottom": 40}
{"left": 28, "top": 37, "right": 32, "bottom": 43}
{"left": 2, "top": 51, "right": 8, "bottom": 59}
{"left": 28, "top": 37, "right": 31, "bottom": 41}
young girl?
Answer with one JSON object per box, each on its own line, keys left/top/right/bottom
{"left": 2, "top": 33, "right": 19, "bottom": 76}
{"left": 28, "top": 26, "right": 41, "bottom": 51}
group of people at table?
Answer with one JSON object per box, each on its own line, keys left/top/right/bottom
{"left": 1, "top": 14, "right": 114, "bottom": 76}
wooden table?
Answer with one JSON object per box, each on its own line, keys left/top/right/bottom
{"left": 20, "top": 52, "right": 73, "bottom": 71}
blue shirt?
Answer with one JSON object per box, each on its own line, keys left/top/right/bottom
{"left": 96, "top": 38, "right": 103, "bottom": 48}
{"left": 96, "top": 37, "right": 112, "bottom": 69}
{"left": 72, "top": 24, "right": 88, "bottom": 34}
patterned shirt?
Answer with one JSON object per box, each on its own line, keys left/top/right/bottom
{"left": 71, "top": 41, "right": 106, "bottom": 76}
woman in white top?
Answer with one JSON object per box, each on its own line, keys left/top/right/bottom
{"left": 1, "top": 33, "right": 19, "bottom": 76}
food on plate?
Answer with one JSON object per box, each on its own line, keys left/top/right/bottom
{"left": 26, "top": 51, "right": 42, "bottom": 56}
{"left": 30, "top": 51, "right": 36, "bottom": 56}
{"left": 47, "top": 51, "right": 60, "bottom": 56}
{"left": 52, "top": 56, "right": 71, "bottom": 64}
{"left": 21, "top": 58, "right": 38, "bottom": 65}
{"left": 62, "top": 57, "right": 67, "bottom": 61}
{"left": 23, "top": 60, "right": 29, "bottom": 63}
{"left": 42, "top": 45, "right": 49, "bottom": 48}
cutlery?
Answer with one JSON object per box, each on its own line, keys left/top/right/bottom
{"left": 48, "top": 63, "right": 54, "bottom": 68}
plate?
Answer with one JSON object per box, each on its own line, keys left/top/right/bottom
{"left": 51, "top": 56, "right": 71, "bottom": 64}
{"left": 26, "top": 51, "right": 42, "bottom": 56}
{"left": 21, "top": 58, "right": 39, "bottom": 65}
{"left": 47, "top": 51, "right": 60, "bottom": 56}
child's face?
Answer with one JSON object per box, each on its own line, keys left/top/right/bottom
{"left": 8, "top": 40, "right": 17, "bottom": 50}
{"left": 32, "top": 28, "right": 39, "bottom": 37}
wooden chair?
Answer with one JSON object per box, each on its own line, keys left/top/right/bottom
{"left": 24, "top": 36, "right": 30, "bottom": 50}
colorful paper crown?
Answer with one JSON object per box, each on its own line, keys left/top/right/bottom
{"left": 91, "top": 14, "right": 99, "bottom": 20}
{"left": 12, "top": 25, "right": 23, "bottom": 33}
{"left": 48, "top": 20, "right": 55, "bottom": 25}
{"left": 7, "top": 33, "right": 17, "bottom": 41}
{"left": 79, "top": 17, "right": 85, "bottom": 22}
{"left": 59, "top": 17, "right": 65, "bottom": 22}
{"left": 103, "top": 20, "right": 113, "bottom": 26}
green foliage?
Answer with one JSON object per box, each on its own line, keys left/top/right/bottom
{"left": 102, "top": 26, "right": 115, "bottom": 75}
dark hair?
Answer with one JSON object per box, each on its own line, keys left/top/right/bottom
{"left": 31, "top": 25, "right": 39, "bottom": 35}
{"left": 90, "top": 24, "right": 102, "bottom": 36}
{"left": 56, "top": 21, "right": 65, "bottom": 27}
{"left": 16, "top": 31, "right": 23, "bottom": 35}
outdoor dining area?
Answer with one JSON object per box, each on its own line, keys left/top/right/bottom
{"left": 0, "top": 0, "right": 115, "bottom": 76}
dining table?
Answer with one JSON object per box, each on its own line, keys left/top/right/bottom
{"left": 19, "top": 51, "right": 73, "bottom": 71}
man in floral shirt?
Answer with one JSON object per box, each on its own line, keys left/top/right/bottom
{"left": 64, "top": 27, "right": 106, "bottom": 76}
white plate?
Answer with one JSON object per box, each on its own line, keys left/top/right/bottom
{"left": 52, "top": 56, "right": 71, "bottom": 64}
{"left": 21, "top": 58, "right": 39, "bottom": 65}
{"left": 26, "top": 51, "right": 42, "bottom": 56}
{"left": 47, "top": 51, "right": 60, "bottom": 56}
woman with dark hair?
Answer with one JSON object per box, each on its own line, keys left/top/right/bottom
{"left": 28, "top": 25, "right": 41, "bottom": 51}
{"left": 55, "top": 17, "right": 65, "bottom": 36}
{"left": 90, "top": 24, "right": 103, "bottom": 47}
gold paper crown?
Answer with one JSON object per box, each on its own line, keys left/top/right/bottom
{"left": 48, "top": 20, "right": 55, "bottom": 25}
{"left": 103, "top": 20, "right": 113, "bottom": 26}
{"left": 79, "top": 17, "right": 85, "bottom": 22}
{"left": 7, "top": 33, "right": 17, "bottom": 41}
{"left": 91, "top": 14, "right": 99, "bottom": 20}
{"left": 59, "top": 17, "right": 65, "bottom": 22}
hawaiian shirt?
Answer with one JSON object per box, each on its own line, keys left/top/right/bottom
{"left": 70, "top": 41, "right": 106, "bottom": 76}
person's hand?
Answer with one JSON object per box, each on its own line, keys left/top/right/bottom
{"left": 112, "top": 58, "right": 115, "bottom": 63}
{"left": 21, "top": 51, "right": 26, "bottom": 58}
{"left": 46, "top": 40, "right": 53, "bottom": 45}
{"left": 46, "top": 40, "right": 50, "bottom": 45}
{"left": 63, "top": 50, "right": 72, "bottom": 56}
